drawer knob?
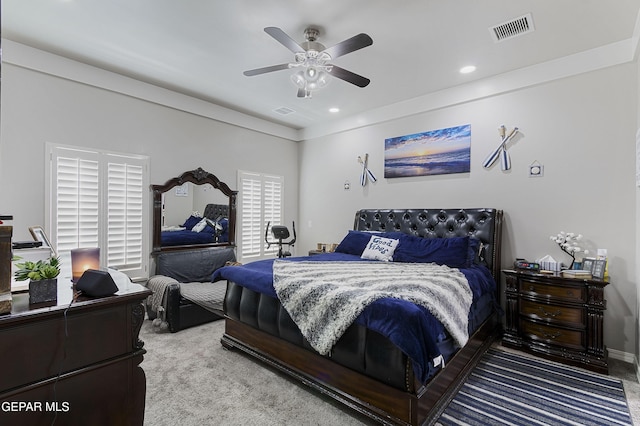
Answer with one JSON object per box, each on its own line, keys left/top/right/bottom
{"left": 538, "top": 307, "right": 561, "bottom": 317}
{"left": 528, "top": 285, "right": 535, "bottom": 291}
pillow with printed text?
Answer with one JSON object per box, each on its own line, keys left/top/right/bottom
{"left": 360, "top": 235, "right": 399, "bottom": 262}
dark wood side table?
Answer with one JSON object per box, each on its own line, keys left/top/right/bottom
{"left": 0, "top": 269, "right": 151, "bottom": 425}
{"left": 502, "top": 269, "right": 609, "bottom": 374}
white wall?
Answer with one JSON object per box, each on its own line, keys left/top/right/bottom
{"left": 299, "top": 64, "right": 637, "bottom": 357}
{"left": 0, "top": 57, "right": 299, "bottom": 272}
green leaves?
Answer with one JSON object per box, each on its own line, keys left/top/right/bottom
{"left": 14, "top": 257, "right": 61, "bottom": 281}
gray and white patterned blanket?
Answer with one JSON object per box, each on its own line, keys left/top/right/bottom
{"left": 273, "top": 260, "right": 472, "bottom": 355}
{"left": 146, "top": 275, "right": 226, "bottom": 315}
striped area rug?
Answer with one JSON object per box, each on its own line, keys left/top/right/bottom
{"left": 438, "top": 348, "right": 633, "bottom": 426}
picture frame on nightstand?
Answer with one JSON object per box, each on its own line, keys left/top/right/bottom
{"left": 582, "top": 257, "right": 595, "bottom": 273}
{"left": 582, "top": 257, "right": 606, "bottom": 279}
{"left": 29, "top": 226, "right": 56, "bottom": 257}
{"left": 592, "top": 259, "right": 606, "bottom": 279}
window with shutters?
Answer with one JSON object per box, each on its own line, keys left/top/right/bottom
{"left": 46, "top": 144, "right": 149, "bottom": 279}
{"left": 237, "top": 170, "right": 283, "bottom": 261}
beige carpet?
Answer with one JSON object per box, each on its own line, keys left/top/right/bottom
{"left": 141, "top": 318, "right": 640, "bottom": 425}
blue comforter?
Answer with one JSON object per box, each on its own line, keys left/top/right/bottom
{"left": 161, "top": 229, "right": 216, "bottom": 246}
{"left": 213, "top": 252, "right": 497, "bottom": 383}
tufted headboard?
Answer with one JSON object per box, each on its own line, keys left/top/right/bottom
{"left": 203, "top": 203, "right": 229, "bottom": 221}
{"left": 354, "top": 208, "right": 503, "bottom": 281}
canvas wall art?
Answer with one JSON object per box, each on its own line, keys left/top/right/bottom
{"left": 384, "top": 124, "right": 471, "bottom": 178}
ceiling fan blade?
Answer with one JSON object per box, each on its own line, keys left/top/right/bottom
{"left": 243, "top": 63, "right": 290, "bottom": 76}
{"left": 264, "top": 27, "right": 305, "bottom": 53}
{"left": 322, "top": 33, "right": 373, "bottom": 59}
{"left": 328, "top": 65, "right": 370, "bottom": 88}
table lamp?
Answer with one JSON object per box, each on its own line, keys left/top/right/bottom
{"left": 71, "top": 248, "right": 100, "bottom": 282}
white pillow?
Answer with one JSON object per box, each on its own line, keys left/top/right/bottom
{"left": 361, "top": 235, "right": 399, "bottom": 262}
{"left": 191, "top": 218, "right": 208, "bottom": 233}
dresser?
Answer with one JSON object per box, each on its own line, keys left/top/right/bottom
{"left": 502, "top": 269, "right": 609, "bottom": 374}
{"left": 0, "top": 269, "right": 151, "bottom": 425}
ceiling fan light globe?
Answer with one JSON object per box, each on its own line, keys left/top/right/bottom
{"left": 306, "top": 67, "right": 317, "bottom": 79}
{"left": 316, "top": 71, "right": 330, "bottom": 88}
{"left": 291, "top": 71, "right": 306, "bottom": 88}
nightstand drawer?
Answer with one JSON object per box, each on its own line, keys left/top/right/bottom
{"left": 520, "top": 300, "right": 584, "bottom": 326}
{"left": 519, "top": 280, "right": 585, "bottom": 302}
{"left": 521, "top": 320, "right": 585, "bottom": 350}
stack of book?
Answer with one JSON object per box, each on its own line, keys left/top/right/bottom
{"left": 561, "top": 269, "right": 593, "bottom": 279}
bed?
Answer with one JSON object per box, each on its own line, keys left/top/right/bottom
{"left": 160, "top": 203, "right": 230, "bottom": 247}
{"left": 215, "top": 208, "right": 503, "bottom": 425}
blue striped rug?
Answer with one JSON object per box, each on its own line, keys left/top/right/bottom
{"left": 438, "top": 348, "right": 633, "bottom": 426}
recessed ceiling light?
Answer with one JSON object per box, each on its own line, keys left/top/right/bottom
{"left": 459, "top": 65, "right": 476, "bottom": 74}
{"left": 329, "top": 107, "right": 340, "bottom": 113}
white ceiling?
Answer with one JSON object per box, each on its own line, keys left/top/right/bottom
{"left": 3, "top": 1, "right": 640, "bottom": 132}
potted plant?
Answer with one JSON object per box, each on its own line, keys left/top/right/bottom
{"left": 14, "top": 257, "right": 61, "bottom": 304}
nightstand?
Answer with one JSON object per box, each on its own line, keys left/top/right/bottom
{"left": 502, "top": 269, "right": 609, "bottom": 374}
{"left": 308, "top": 250, "right": 324, "bottom": 256}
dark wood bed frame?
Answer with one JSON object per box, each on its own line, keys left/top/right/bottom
{"left": 221, "top": 208, "right": 503, "bottom": 425}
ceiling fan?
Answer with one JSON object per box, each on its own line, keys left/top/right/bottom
{"left": 243, "top": 27, "right": 373, "bottom": 98}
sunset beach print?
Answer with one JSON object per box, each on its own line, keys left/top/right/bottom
{"left": 384, "top": 124, "right": 471, "bottom": 178}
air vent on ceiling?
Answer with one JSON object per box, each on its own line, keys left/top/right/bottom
{"left": 274, "top": 106, "right": 295, "bottom": 115}
{"left": 490, "top": 13, "right": 535, "bottom": 42}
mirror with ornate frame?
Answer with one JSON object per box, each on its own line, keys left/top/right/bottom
{"left": 151, "top": 167, "right": 237, "bottom": 253}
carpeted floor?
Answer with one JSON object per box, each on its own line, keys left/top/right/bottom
{"left": 141, "top": 319, "right": 376, "bottom": 425}
{"left": 141, "top": 319, "right": 640, "bottom": 425}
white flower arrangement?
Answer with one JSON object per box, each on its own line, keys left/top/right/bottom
{"left": 550, "top": 232, "right": 589, "bottom": 269}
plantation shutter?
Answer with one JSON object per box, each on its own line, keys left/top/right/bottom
{"left": 240, "top": 172, "right": 262, "bottom": 258}
{"left": 54, "top": 150, "right": 100, "bottom": 251}
{"left": 238, "top": 171, "right": 284, "bottom": 260}
{"left": 48, "top": 145, "right": 149, "bottom": 279}
{"left": 262, "top": 176, "right": 283, "bottom": 256}
{"left": 107, "top": 159, "right": 144, "bottom": 273}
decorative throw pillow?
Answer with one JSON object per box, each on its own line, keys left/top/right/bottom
{"left": 191, "top": 218, "right": 208, "bottom": 233}
{"left": 182, "top": 215, "right": 202, "bottom": 230}
{"left": 360, "top": 235, "right": 399, "bottom": 262}
{"left": 335, "top": 230, "right": 404, "bottom": 256}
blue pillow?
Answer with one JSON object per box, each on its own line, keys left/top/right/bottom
{"left": 335, "top": 230, "right": 404, "bottom": 256}
{"left": 393, "top": 235, "right": 471, "bottom": 268}
{"left": 182, "top": 215, "right": 201, "bottom": 230}
{"left": 335, "top": 231, "right": 376, "bottom": 255}
{"left": 469, "top": 237, "right": 482, "bottom": 265}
